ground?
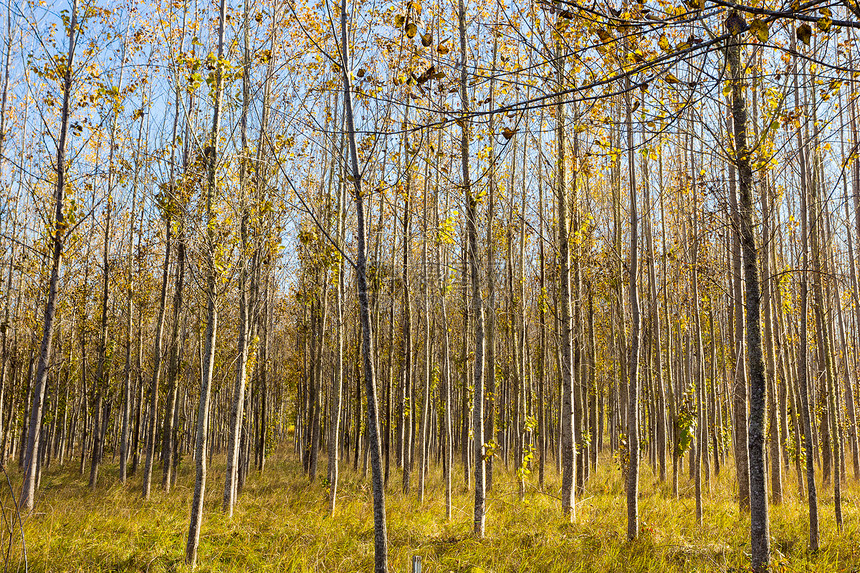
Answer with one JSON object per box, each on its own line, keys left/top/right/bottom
{"left": 3, "top": 449, "right": 859, "bottom": 572}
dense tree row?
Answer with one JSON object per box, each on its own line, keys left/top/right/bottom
{"left": 1, "top": 0, "right": 860, "bottom": 571}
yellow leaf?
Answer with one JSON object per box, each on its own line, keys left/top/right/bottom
{"left": 658, "top": 34, "right": 670, "bottom": 51}
{"left": 726, "top": 11, "right": 747, "bottom": 35}
{"left": 750, "top": 19, "right": 768, "bottom": 42}
{"left": 797, "top": 23, "right": 812, "bottom": 45}
{"left": 595, "top": 28, "right": 614, "bottom": 44}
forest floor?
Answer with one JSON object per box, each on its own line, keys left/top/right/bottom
{"left": 3, "top": 448, "right": 860, "bottom": 572}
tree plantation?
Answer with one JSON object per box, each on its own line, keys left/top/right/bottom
{"left": 2, "top": 0, "right": 860, "bottom": 571}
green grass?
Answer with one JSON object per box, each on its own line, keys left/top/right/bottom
{"left": 3, "top": 449, "right": 860, "bottom": 572}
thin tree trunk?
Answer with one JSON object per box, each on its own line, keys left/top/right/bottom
{"left": 329, "top": 158, "right": 345, "bottom": 514}
{"left": 435, "top": 155, "right": 454, "bottom": 520}
{"left": 727, "top": 110, "right": 750, "bottom": 513}
{"left": 555, "top": 6, "right": 576, "bottom": 523}
{"left": 161, "top": 5, "right": 193, "bottom": 493}
{"left": 456, "top": 0, "right": 486, "bottom": 537}
{"left": 624, "top": 58, "right": 641, "bottom": 541}
{"left": 223, "top": 5, "right": 255, "bottom": 516}
{"left": 727, "top": 27, "right": 769, "bottom": 571}
{"left": 143, "top": 210, "right": 172, "bottom": 500}
{"left": 341, "top": 2, "right": 388, "bottom": 569}
{"left": 792, "top": 31, "right": 819, "bottom": 552}
{"left": 484, "top": 34, "right": 498, "bottom": 494}
{"left": 537, "top": 120, "right": 547, "bottom": 489}
{"left": 185, "top": 0, "right": 226, "bottom": 564}
{"left": 401, "top": 128, "right": 413, "bottom": 494}
{"left": 20, "top": 0, "right": 77, "bottom": 512}
{"left": 418, "top": 132, "right": 432, "bottom": 503}
{"left": 120, "top": 104, "right": 145, "bottom": 485}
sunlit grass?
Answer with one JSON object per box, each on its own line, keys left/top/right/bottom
{"left": 2, "top": 447, "right": 860, "bottom": 572}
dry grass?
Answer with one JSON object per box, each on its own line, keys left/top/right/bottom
{"left": 2, "top": 448, "right": 860, "bottom": 572}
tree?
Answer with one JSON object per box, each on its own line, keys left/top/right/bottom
{"left": 726, "top": 16, "right": 769, "bottom": 571}
{"left": 340, "top": 0, "right": 388, "bottom": 569}
{"left": 185, "top": 0, "right": 228, "bottom": 564}
{"left": 457, "top": 0, "right": 487, "bottom": 538}
{"left": 555, "top": 2, "right": 576, "bottom": 524}
{"left": 20, "top": 0, "right": 79, "bottom": 513}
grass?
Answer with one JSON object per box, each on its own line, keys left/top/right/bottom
{"left": 2, "top": 448, "right": 860, "bottom": 572}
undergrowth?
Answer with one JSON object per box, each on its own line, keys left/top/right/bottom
{"left": 2, "top": 449, "right": 859, "bottom": 572}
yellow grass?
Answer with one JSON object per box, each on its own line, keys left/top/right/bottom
{"left": 3, "top": 449, "right": 859, "bottom": 572}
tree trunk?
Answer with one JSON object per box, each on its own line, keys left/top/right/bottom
{"left": 792, "top": 31, "right": 819, "bottom": 552}
{"left": 185, "top": 0, "right": 226, "bottom": 565}
{"left": 341, "top": 1, "right": 388, "bottom": 569}
{"left": 727, "top": 110, "right": 750, "bottom": 513}
{"left": 418, "top": 134, "right": 432, "bottom": 503}
{"left": 555, "top": 7, "right": 576, "bottom": 523}
{"left": 727, "top": 26, "right": 769, "bottom": 571}
{"left": 329, "top": 163, "right": 345, "bottom": 514}
{"left": 624, "top": 61, "right": 641, "bottom": 542}
{"left": 143, "top": 212, "right": 172, "bottom": 500}
{"left": 20, "top": 0, "right": 77, "bottom": 512}
{"left": 435, "top": 161, "right": 454, "bottom": 520}
{"left": 457, "top": 0, "right": 486, "bottom": 536}
{"left": 401, "top": 130, "right": 413, "bottom": 494}
{"left": 224, "top": 6, "right": 255, "bottom": 516}
{"left": 162, "top": 7, "right": 194, "bottom": 492}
